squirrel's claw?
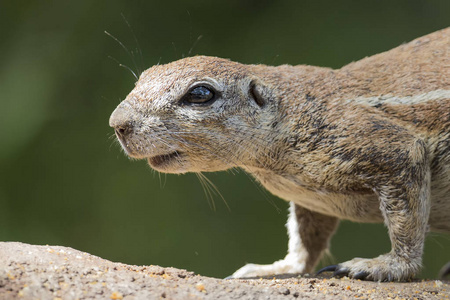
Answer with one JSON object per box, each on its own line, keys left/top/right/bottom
{"left": 332, "top": 267, "right": 350, "bottom": 278}
{"left": 353, "top": 271, "right": 370, "bottom": 280}
{"left": 317, "top": 264, "right": 350, "bottom": 278}
{"left": 316, "top": 265, "right": 338, "bottom": 275}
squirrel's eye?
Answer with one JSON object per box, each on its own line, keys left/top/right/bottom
{"left": 183, "top": 86, "right": 215, "bottom": 104}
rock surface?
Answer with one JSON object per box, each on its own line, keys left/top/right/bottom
{"left": 0, "top": 242, "right": 448, "bottom": 299}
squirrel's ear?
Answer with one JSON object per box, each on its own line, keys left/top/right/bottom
{"left": 249, "top": 81, "right": 267, "bottom": 108}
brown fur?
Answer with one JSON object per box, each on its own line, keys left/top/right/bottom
{"left": 110, "top": 28, "right": 450, "bottom": 281}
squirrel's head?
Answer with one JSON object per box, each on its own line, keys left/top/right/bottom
{"left": 109, "top": 56, "right": 278, "bottom": 174}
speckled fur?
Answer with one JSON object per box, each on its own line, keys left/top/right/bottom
{"left": 110, "top": 28, "right": 450, "bottom": 281}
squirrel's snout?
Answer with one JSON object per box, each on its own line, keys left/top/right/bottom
{"left": 114, "top": 125, "right": 132, "bottom": 140}
{"left": 110, "top": 107, "right": 135, "bottom": 139}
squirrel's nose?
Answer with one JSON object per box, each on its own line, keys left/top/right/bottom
{"left": 109, "top": 106, "right": 134, "bottom": 137}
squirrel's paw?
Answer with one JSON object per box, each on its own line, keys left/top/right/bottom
{"left": 227, "top": 258, "right": 306, "bottom": 279}
{"left": 317, "top": 253, "right": 420, "bottom": 282}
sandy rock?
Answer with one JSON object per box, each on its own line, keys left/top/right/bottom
{"left": 0, "top": 242, "right": 448, "bottom": 299}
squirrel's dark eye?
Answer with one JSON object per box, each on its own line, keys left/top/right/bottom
{"left": 183, "top": 86, "right": 216, "bottom": 105}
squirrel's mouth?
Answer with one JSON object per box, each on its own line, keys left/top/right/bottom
{"left": 148, "top": 151, "right": 182, "bottom": 168}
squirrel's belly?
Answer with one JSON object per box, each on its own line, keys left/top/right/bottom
{"left": 250, "top": 169, "right": 383, "bottom": 222}
{"left": 277, "top": 186, "right": 382, "bottom": 222}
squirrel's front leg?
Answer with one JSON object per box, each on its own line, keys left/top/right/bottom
{"left": 229, "top": 202, "right": 339, "bottom": 278}
{"left": 319, "top": 139, "right": 431, "bottom": 281}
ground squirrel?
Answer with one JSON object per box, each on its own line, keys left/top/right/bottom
{"left": 109, "top": 28, "right": 450, "bottom": 282}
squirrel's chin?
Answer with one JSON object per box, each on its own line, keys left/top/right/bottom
{"left": 146, "top": 152, "right": 189, "bottom": 174}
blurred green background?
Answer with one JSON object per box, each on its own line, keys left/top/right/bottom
{"left": 1, "top": 0, "right": 449, "bottom": 279}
